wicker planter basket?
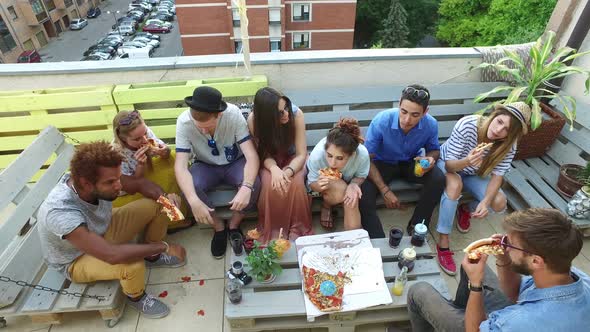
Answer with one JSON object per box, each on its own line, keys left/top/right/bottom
{"left": 514, "top": 103, "right": 566, "bottom": 160}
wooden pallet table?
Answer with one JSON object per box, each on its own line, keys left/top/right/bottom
{"left": 224, "top": 236, "right": 448, "bottom": 332}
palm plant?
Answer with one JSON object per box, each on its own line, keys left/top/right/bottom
{"left": 474, "top": 31, "right": 590, "bottom": 130}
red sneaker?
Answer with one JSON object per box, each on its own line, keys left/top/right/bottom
{"left": 456, "top": 203, "right": 471, "bottom": 233}
{"left": 436, "top": 245, "right": 456, "bottom": 276}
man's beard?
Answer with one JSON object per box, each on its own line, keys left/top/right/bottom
{"left": 511, "top": 260, "right": 532, "bottom": 276}
{"left": 92, "top": 189, "right": 119, "bottom": 202}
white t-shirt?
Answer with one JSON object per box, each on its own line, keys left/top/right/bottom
{"left": 175, "top": 103, "right": 251, "bottom": 165}
{"left": 306, "top": 137, "right": 370, "bottom": 186}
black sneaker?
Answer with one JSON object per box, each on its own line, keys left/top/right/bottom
{"left": 211, "top": 229, "right": 228, "bottom": 259}
{"left": 229, "top": 229, "right": 244, "bottom": 256}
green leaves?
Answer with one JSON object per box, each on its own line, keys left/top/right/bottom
{"left": 475, "top": 30, "right": 590, "bottom": 132}
{"left": 245, "top": 240, "right": 283, "bottom": 281}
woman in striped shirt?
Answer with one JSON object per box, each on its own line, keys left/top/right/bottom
{"left": 435, "top": 102, "right": 531, "bottom": 275}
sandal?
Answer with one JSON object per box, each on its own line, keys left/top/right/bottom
{"left": 320, "top": 206, "right": 334, "bottom": 229}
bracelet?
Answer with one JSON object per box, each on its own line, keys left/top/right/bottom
{"left": 161, "top": 241, "right": 170, "bottom": 253}
{"left": 285, "top": 166, "right": 295, "bottom": 177}
{"left": 382, "top": 189, "right": 391, "bottom": 196}
{"left": 496, "top": 261, "right": 511, "bottom": 267}
{"left": 241, "top": 183, "right": 254, "bottom": 191}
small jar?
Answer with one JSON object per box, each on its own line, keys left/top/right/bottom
{"left": 397, "top": 247, "right": 416, "bottom": 272}
{"left": 411, "top": 223, "right": 428, "bottom": 247}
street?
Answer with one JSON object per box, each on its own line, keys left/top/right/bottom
{"left": 39, "top": 0, "right": 182, "bottom": 62}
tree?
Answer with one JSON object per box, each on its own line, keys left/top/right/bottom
{"left": 355, "top": 0, "right": 441, "bottom": 48}
{"left": 379, "top": 0, "right": 410, "bottom": 48}
{"left": 436, "top": 0, "right": 557, "bottom": 47}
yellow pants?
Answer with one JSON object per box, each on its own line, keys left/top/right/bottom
{"left": 68, "top": 198, "right": 168, "bottom": 298}
{"left": 113, "top": 152, "right": 188, "bottom": 228}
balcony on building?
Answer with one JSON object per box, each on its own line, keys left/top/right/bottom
{"left": 16, "top": 0, "right": 49, "bottom": 26}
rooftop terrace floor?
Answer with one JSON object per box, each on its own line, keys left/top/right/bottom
{"left": 2, "top": 205, "right": 590, "bottom": 332}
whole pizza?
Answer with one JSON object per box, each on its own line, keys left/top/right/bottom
{"left": 302, "top": 265, "right": 351, "bottom": 312}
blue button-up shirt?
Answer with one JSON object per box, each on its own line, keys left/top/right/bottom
{"left": 480, "top": 267, "right": 590, "bottom": 331}
{"left": 364, "top": 108, "right": 440, "bottom": 164}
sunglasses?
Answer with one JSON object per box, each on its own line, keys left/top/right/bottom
{"left": 208, "top": 138, "right": 219, "bottom": 156}
{"left": 118, "top": 110, "right": 140, "bottom": 126}
{"left": 403, "top": 87, "right": 430, "bottom": 100}
{"left": 500, "top": 235, "right": 534, "bottom": 255}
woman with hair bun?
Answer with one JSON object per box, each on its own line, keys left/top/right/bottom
{"left": 306, "top": 117, "right": 370, "bottom": 230}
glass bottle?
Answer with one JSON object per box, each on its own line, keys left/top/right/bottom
{"left": 226, "top": 272, "right": 243, "bottom": 304}
{"left": 392, "top": 266, "right": 408, "bottom": 296}
{"left": 397, "top": 246, "right": 416, "bottom": 272}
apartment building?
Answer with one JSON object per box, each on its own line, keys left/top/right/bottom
{"left": 176, "top": 0, "right": 356, "bottom": 55}
{"left": 0, "top": 0, "right": 94, "bottom": 63}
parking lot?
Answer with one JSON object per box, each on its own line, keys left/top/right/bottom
{"left": 39, "top": 0, "right": 182, "bottom": 62}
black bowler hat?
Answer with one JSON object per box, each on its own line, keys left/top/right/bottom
{"left": 184, "top": 86, "right": 228, "bottom": 113}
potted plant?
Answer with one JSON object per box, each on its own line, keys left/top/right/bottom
{"left": 567, "top": 162, "right": 590, "bottom": 219}
{"left": 245, "top": 240, "right": 282, "bottom": 283}
{"left": 558, "top": 164, "right": 586, "bottom": 197}
{"left": 474, "top": 30, "right": 590, "bottom": 160}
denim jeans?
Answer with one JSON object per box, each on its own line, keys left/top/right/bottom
{"left": 435, "top": 160, "right": 506, "bottom": 235}
{"left": 407, "top": 264, "right": 512, "bottom": 332}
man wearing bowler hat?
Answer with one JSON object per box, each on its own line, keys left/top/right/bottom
{"left": 174, "top": 86, "right": 261, "bottom": 258}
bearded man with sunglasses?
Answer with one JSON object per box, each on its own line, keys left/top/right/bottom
{"left": 175, "top": 86, "right": 261, "bottom": 259}
{"left": 407, "top": 208, "right": 589, "bottom": 332}
{"left": 359, "top": 84, "right": 445, "bottom": 238}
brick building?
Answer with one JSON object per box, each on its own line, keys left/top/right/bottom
{"left": 176, "top": 0, "right": 356, "bottom": 55}
{"left": 0, "top": 0, "right": 95, "bottom": 63}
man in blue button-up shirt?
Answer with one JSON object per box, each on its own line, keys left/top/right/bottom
{"left": 407, "top": 208, "right": 590, "bottom": 332}
{"left": 359, "top": 84, "right": 445, "bottom": 238}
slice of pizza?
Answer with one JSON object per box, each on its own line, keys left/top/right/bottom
{"left": 157, "top": 195, "right": 184, "bottom": 222}
{"left": 463, "top": 238, "right": 504, "bottom": 263}
{"left": 302, "top": 265, "right": 350, "bottom": 312}
{"left": 475, "top": 142, "right": 494, "bottom": 152}
{"left": 319, "top": 167, "right": 343, "bottom": 180}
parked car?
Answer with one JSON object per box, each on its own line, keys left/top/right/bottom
{"left": 122, "top": 41, "right": 154, "bottom": 50}
{"left": 133, "top": 36, "right": 160, "bottom": 48}
{"left": 134, "top": 31, "right": 160, "bottom": 41}
{"left": 118, "top": 47, "right": 151, "bottom": 59}
{"left": 98, "top": 38, "right": 123, "bottom": 48}
{"left": 70, "top": 18, "right": 88, "bottom": 30}
{"left": 89, "top": 52, "right": 113, "bottom": 60}
{"left": 126, "top": 12, "right": 144, "bottom": 22}
{"left": 117, "top": 46, "right": 154, "bottom": 57}
{"left": 149, "top": 11, "right": 173, "bottom": 21}
{"left": 157, "top": 5, "right": 175, "bottom": 14}
{"left": 119, "top": 20, "right": 139, "bottom": 30}
{"left": 117, "top": 26, "right": 136, "bottom": 36}
{"left": 17, "top": 50, "right": 41, "bottom": 63}
{"left": 87, "top": 7, "right": 101, "bottom": 18}
{"left": 142, "top": 24, "right": 171, "bottom": 33}
{"left": 145, "top": 19, "right": 172, "bottom": 28}
{"left": 80, "top": 54, "right": 104, "bottom": 61}
{"left": 83, "top": 45, "right": 116, "bottom": 57}
{"left": 127, "top": 10, "right": 145, "bottom": 20}
{"left": 128, "top": 3, "right": 150, "bottom": 13}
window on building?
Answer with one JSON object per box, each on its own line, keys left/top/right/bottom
{"left": 7, "top": 6, "right": 18, "bottom": 20}
{"left": 292, "top": 3, "right": 310, "bottom": 21}
{"left": 292, "top": 32, "right": 309, "bottom": 49}
{"left": 232, "top": 8, "right": 240, "bottom": 27}
{"left": 30, "top": 0, "right": 48, "bottom": 22}
{"left": 270, "top": 40, "right": 281, "bottom": 52}
{"left": 44, "top": 0, "right": 56, "bottom": 11}
{"left": 234, "top": 41, "right": 242, "bottom": 54}
{"left": 76, "top": 0, "right": 84, "bottom": 6}
{"left": 269, "top": 8, "right": 280, "bottom": 25}
{"left": 0, "top": 16, "right": 17, "bottom": 53}
{"left": 64, "top": 0, "right": 73, "bottom": 7}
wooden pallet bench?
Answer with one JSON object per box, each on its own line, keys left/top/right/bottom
{"left": 0, "top": 127, "right": 124, "bottom": 328}
{"left": 503, "top": 101, "right": 590, "bottom": 235}
{"left": 224, "top": 236, "right": 449, "bottom": 332}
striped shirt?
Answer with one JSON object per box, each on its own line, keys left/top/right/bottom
{"left": 440, "top": 115, "right": 516, "bottom": 176}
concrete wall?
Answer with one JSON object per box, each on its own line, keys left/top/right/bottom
{"left": 0, "top": 48, "right": 484, "bottom": 91}
{"left": 561, "top": 28, "right": 590, "bottom": 105}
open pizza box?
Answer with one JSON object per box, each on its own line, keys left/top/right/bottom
{"left": 295, "top": 229, "right": 393, "bottom": 321}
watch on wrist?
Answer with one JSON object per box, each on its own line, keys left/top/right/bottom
{"left": 468, "top": 281, "right": 483, "bottom": 292}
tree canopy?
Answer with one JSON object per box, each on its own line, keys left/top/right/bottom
{"left": 379, "top": 0, "right": 410, "bottom": 48}
{"left": 436, "top": 0, "right": 557, "bottom": 46}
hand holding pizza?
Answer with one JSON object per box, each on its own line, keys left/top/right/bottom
{"left": 151, "top": 143, "right": 170, "bottom": 158}
{"left": 166, "top": 193, "right": 181, "bottom": 209}
{"left": 466, "top": 147, "right": 485, "bottom": 168}
{"left": 461, "top": 253, "right": 487, "bottom": 285}
{"left": 134, "top": 145, "right": 150, "bottom": 164}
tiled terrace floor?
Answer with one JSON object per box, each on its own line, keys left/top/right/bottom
{"left": 3, "top": 205, "right": 590, "bottom": 332}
